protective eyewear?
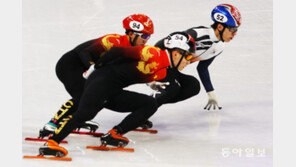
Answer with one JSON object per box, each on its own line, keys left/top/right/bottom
{"left": 226, "top": 26, "right": 238, "bottom": 33}
{"left": 178, "top": 49, "right": 193, "bottom": 61}
{"left": 185, "top": 54, "right": 193, "bottom": 61}
{"left": 133, "top": 32, "right": 151, "bottom": 40}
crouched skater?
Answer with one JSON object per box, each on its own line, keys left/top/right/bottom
{"left": 39, "top": 32, "right": 196, "bottom": 157}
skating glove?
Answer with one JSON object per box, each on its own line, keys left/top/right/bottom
{"left": 147, "top": 81, "right": 170, "bottom": 91}
{"left": 204, "top": 91, "right": 222, "bottom": 110}
{"left": 83, "top": 64, "right": 95, "bottom": 79}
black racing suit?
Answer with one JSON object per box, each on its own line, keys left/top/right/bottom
{"left": 51, "top": 45, "right": 169, "bottom": 143}
{"left": 53, "top": 37, "right": 152, "bottom": 126}
{"left": 52, "top": 65, "right": 158, "bottom": 143}
{"left": 153, "top": 39, "right": 201, "bottom": 107}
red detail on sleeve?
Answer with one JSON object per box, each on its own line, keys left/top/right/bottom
{"left": 152, "top": 68, "right": 167, "bottom": 81}
{"left": 100, "top": 34, "right": 132, "bottom": 51}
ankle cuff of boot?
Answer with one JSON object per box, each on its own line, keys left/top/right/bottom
{"left": 113, "top": 126, "right": 124, "bottom": 134}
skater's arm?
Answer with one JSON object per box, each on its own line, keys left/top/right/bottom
{"left": 197, "top": 55, "right": 225, "bottom": 110}
{"left": 94, "top": 47, "right": 127, "bottom": 68}
{"left": 79, "top": 35, "right": 129, "bottom": 68}
{"left": 197, "top": 56, "right": 216, "bottom": 92}
{"left": 94, "top": 46, "right": 146, "bottom": 68}
{"left": 78, "top": 41, "right": 104, "bottom": 68}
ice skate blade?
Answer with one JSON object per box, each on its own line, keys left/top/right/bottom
{"left": 71, "top": 130, "right": 104, "bottom": 137}
{"left": 24, "top": 137, "right": 68, "bottom": 144}
{"left": 132, "top": 129, "right": 158, "bottom": 134}
{"left": 25, "top": 130, "right": 103, "bottom": 143}
{"left": 86, "top": 145, "right": 134, "bottom": 152}
{"left": 23, "top": 155, "right": 72, "bottom": 161}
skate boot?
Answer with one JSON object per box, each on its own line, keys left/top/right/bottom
{"left": 39, "top": 122, "right": 57, "bottom": 138}
{"left": 139, "top": 120, "right": 153, "bottom": 129}
{"left": 76, "top": 121, "right": 99, "bottom": 132}
{"left": 39, "top": 139, "right": 68, "bottom": 157}
{"left": 100, "top": 129, "right": 129, "bottom": 147}
{"left": 133, "top": 120, "right": 158, "bottom": 133}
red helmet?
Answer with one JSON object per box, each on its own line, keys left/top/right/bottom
{"left": 123, "top": 14, "right": 154, "bottom": 34}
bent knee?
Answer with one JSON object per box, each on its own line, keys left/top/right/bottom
{"left": 183, "top": 76, "right": 200, "bottom": 96}
{"left": 191, "top": 79, "right": 201, "bottom": 95}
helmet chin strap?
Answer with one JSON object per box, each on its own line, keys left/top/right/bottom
{"left": 169, "top": 50, "right": 184, "bottom": 69}
{"left": 219, "top": 25, "right": 226, "bottom": 42}
{"left": 130, "top": 34, "right": 139, "bottom": 46}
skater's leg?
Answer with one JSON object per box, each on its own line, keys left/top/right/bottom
{"left": 39, "top": 52, "right": 87, "bottom": 137}
{"left": 41, "top": 68, "right": 118, "bottom": 143}
{"left": 168, "top": 73, "right": 200, "bottom": 103}
{"left": 52, "top": 52, "right": 86, "bottom": 123}
{"left": 101, "top": 92, "right": 158, "bottom": 147}
{"left": 105, "top": 90, "right": 156, "bottom": 129}
{"left": 155, "top": 73, "right": 200, "bottom": 106}
{"left": 105, "top": 90, "right": 157, "bottom": 113}
{"left": 109, "top": 93, "right": 158, "bottom": 134}
{"left": 50, "top": 76, "right": 121, "bottom": 143}
{"left": 154, "top": 79, "right": 181, "bottom": 107}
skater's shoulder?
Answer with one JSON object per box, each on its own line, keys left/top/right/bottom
{"left": 99, "top": 33, "right": 131, "bottom": 50}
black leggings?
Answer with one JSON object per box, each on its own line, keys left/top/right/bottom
{"left": 51, "top": 68, "right": 158, "bottom": 143}
{"left": 52, "top": 50, "right": 86, "bottom": 123}
{"left": 155, "top": 70, "right": 201, "bottom": 107}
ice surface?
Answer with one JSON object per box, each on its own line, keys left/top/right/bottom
{"left": 22, "top": 0, "right": 272, "bottom": 166}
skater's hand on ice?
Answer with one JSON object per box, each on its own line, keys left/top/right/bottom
{"left": 83, "top": 64, "right": 95, "bottom": 79}
{"left": 147, "top": 81, "right": 170, "bottom": 91}
{"left": 204, "top": 91, "right": 222, "bottom": 110}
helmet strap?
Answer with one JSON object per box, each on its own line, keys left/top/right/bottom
{"left": 219, "top": 25, "right": 226, "bottom": 42}
{"left": 127, "top": 31, "right": 139, "bottom": 46}
{"left": 131, "top": 34, "right": 140, "bottom": 46}
{"left": 169, "top": 50, "right": 184, "bottom": 69}
{"left": 132, "top": 34, "right": 140, "bottom": 46}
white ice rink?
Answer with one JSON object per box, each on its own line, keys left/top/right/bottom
{"left": 22, "top": 0, "right": 272, "bottom": 166}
